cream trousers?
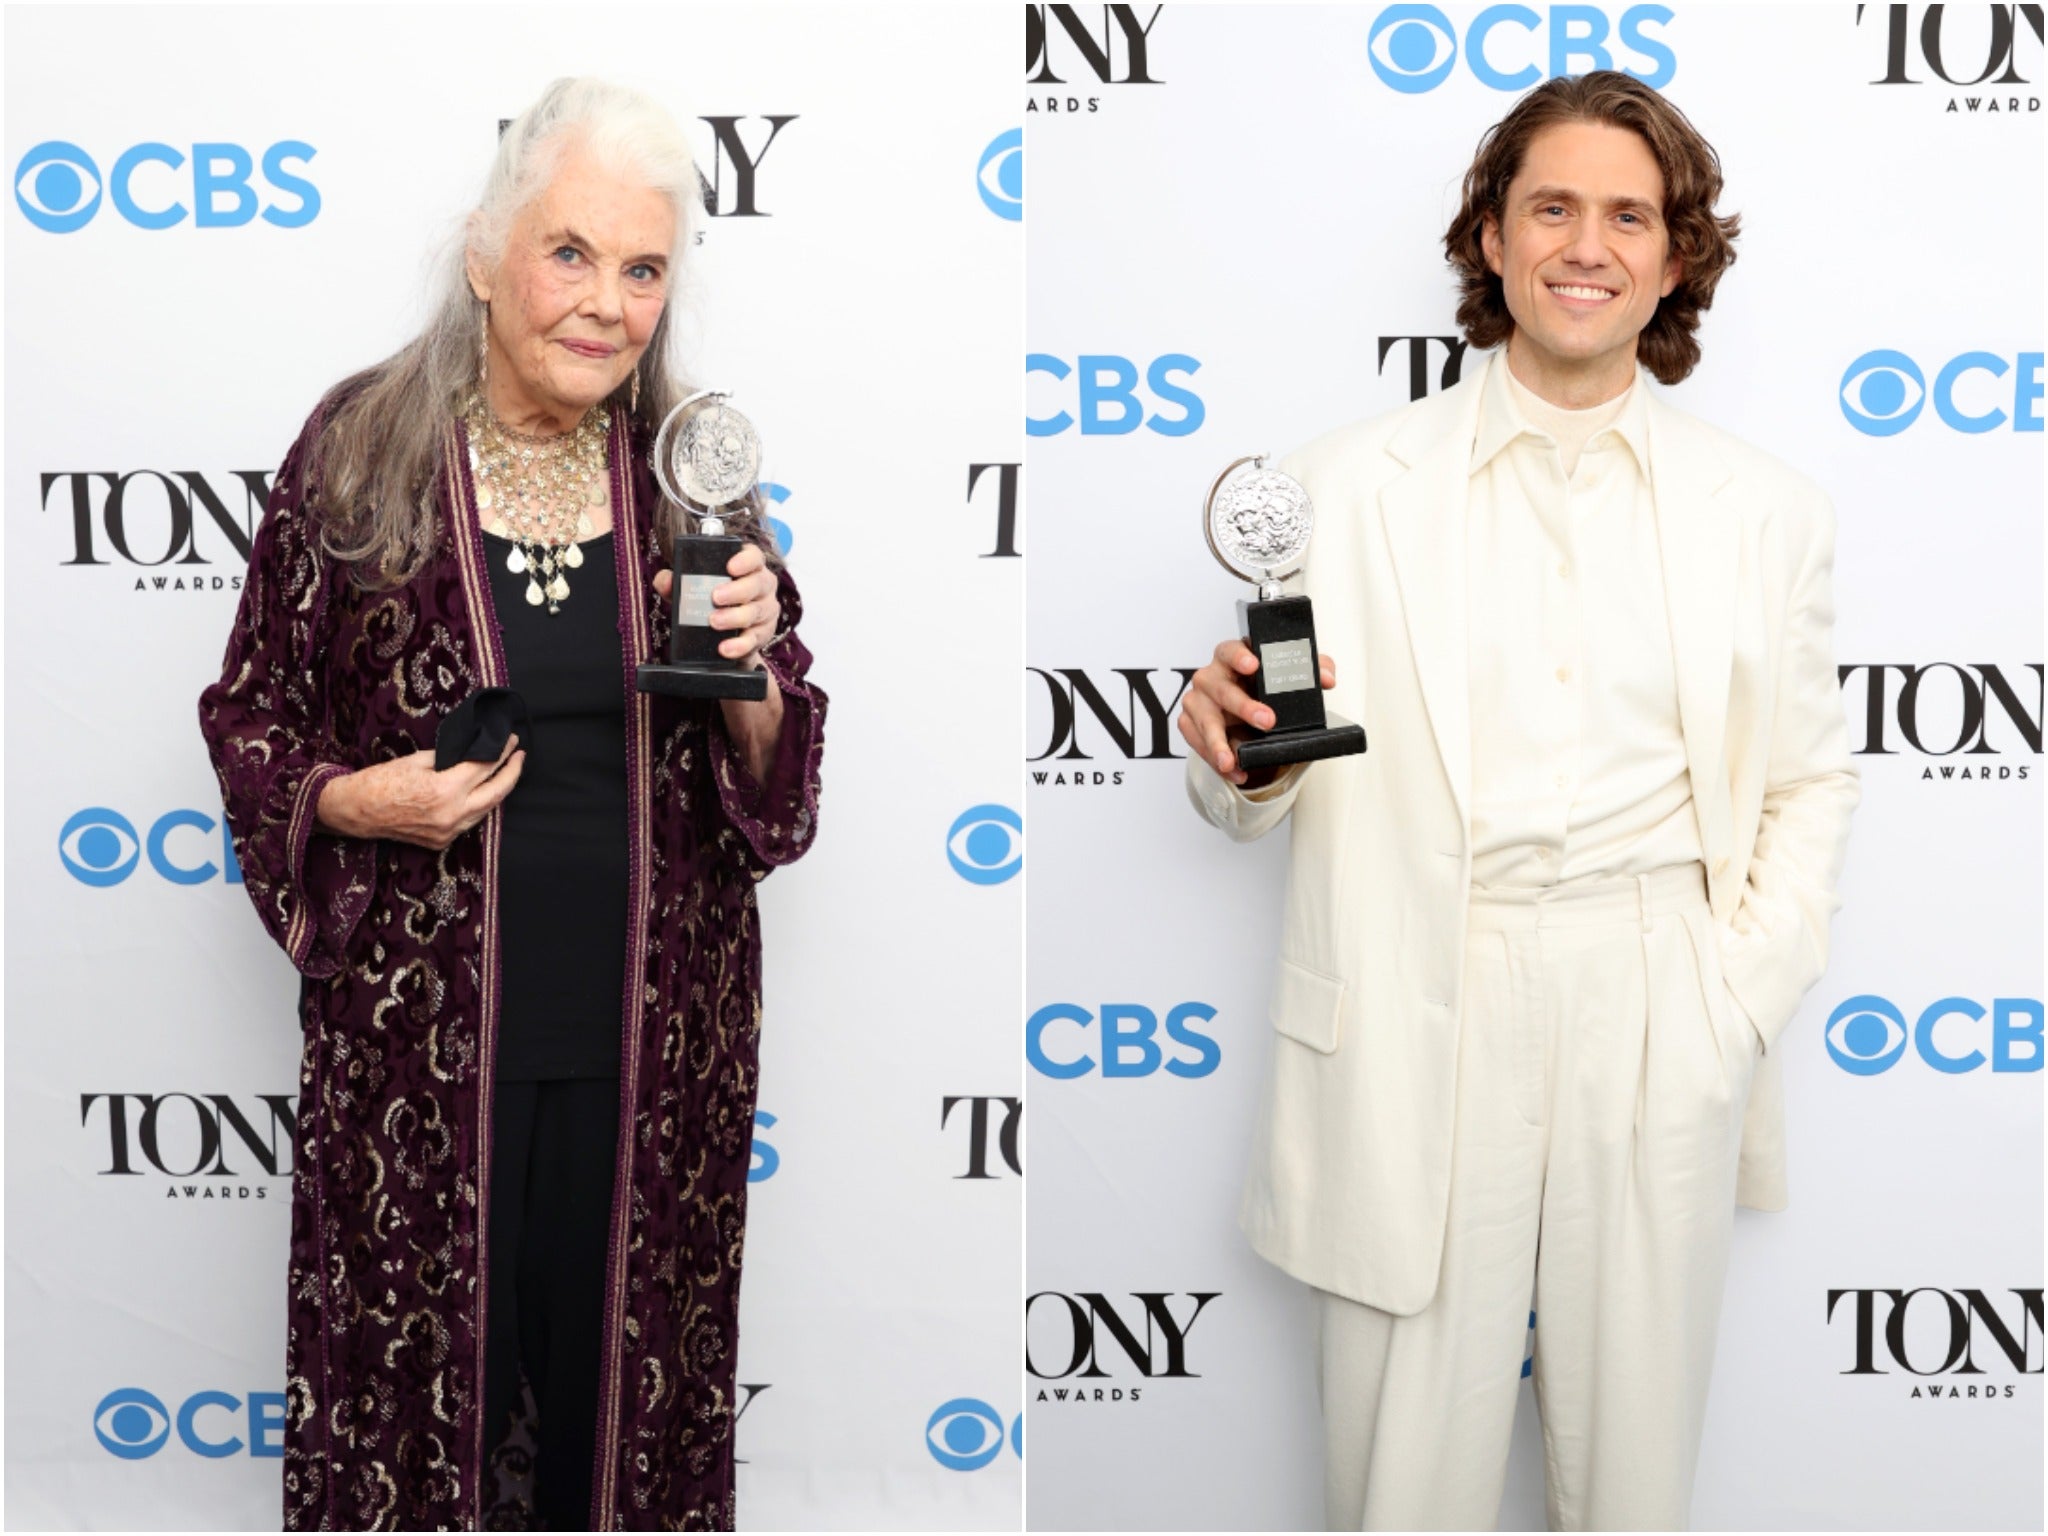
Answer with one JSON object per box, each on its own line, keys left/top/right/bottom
{"left": 1317, "top": 860, "right": 1760, "bottom": 1531}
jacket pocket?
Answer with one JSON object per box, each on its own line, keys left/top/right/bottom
{"left": 1269, "top": 955, "right": 1347, "bottom": 1054}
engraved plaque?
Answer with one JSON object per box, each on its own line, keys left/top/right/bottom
{"left": 1259, "top": 638, "right": 1315, "bottom": 694}
{"left": 674, "top": 572, "right": 720, "bottom": 628}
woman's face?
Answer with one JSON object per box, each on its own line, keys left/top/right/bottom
{"left": 467, "top": 139, "right": 675, "bottom": 432}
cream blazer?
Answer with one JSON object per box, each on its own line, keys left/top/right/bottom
{"left": 1187, "top": 358, "right": 1860, "bottom": 1315}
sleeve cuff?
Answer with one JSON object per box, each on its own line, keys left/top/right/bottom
{"left": 710, "top": 645, "right": 825, "bottom": 870}
{"left": 284, "top": 763, "right": 375, "bottom": 978}
{"left": 1240, "top": 762, "right": 1310, "bottom": 803}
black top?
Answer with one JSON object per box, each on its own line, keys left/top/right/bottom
{"left": 482, "top": 529, "right": 629, "bottom": 1081}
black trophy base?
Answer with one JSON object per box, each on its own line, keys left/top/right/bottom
{"left": 1236, "top": 710, "right": 1368, "bottom": 771}
{"left": 637, "top": 530, "right": 768, "bottom": 701}
{"left": 635, "top": 661, "right": 768, "bottom": 701}
{"left": 1232, "top": 592, "right": 1367, "bottom": 769}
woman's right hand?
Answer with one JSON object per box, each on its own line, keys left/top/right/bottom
{"left": 315, "top": 736, "right": 526, "bottom": 849}
{"left": 1177, "top": 639, "right": 1338, "bottom": 786}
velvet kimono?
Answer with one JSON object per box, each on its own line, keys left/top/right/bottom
{"left": 198, "top": 396, "right": 825, "bottom": 1530}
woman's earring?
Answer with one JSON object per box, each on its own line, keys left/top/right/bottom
{"left": 629, "top": 367, "right": 640, "bottom": 414}
{"left": 477, "top": 306, "right": 489, "bottom": 390}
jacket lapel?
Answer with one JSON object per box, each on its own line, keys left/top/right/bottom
{"left": 1378, "top": 370, "right": 1490, "bottom": 837}
{"left": 1644, "top": 390, "right": 1740, "bottom": 893}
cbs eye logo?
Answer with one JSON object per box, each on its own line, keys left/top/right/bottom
{"left": 1826, "top": 995, "right": 1911, "bottom": 1075}
{"left": 977, "top": 128, "right": 1022, "bottom": 222}
{"left": 1369, "top": 5, "right": 1459, "bottom": 92}
{"left": 1840, "top": 351, "right": 1928, "bottom": 437}
{"left": 94, "top": 1389, "right": 171, "bottom": 1460}
{"left": 925, "top": 1397, "right": 1021, "bottom": 1471}
{"left": 60, "top": 808, "right": 142, "bottom": 886}
{"left": 16, "top": 141, "right": 102, "bottom": 233}
{"left": 948, "top": 804, "right": 1022, "bottom": 885}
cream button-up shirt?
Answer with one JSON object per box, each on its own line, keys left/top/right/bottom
{"left": 1465, "top": 353, "right": 1703, "bottom": 888}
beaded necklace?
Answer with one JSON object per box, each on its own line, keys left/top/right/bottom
{"left": 463, "top": 389, "right": 609, "bottom": 614}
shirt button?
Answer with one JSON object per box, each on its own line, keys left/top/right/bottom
{"left": 1555, "top": 773, "right": 1569, "bottom": 789}
{"left": 1555, "top": 666, "right": 1570, "bottom": 683}
{"left": 1557, "top": 562, "right": 1570, "bottom": 578}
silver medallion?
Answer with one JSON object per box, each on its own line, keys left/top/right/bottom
{"left": 654, "top": 392, "right": 762, "bottom": 524}
{"left": 1204, "top": 455, "right": 1315, "bottom": 594}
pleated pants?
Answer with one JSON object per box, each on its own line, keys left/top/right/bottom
{"left": 1318, "top": 861, "right": 1762, "bottom": 1531}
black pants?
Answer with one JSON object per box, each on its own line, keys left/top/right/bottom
{"left": 483, "top": 1077, "right": 620, "bottom": 1531}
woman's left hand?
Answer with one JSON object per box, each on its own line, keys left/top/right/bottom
{"left": 652, "top": 544, "right": 780, "bottom": 669}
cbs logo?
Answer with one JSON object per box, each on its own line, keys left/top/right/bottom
{"left": 15, "top": 140, "right": 318, "bottom": 233}
{"left": 59, "top": 808, "right": 242, "bottom": 887}
{"left": 1027, "top": 1002, "right": 1221, "bottom": 1079}
{"left": 978, "top": 128, "right": 1021, "bottom": 221}
{"left": 94, "top": 1388, "right": 287, "bottom": 1460}
{"left": 948, "top": 804, "right": 1022, "bottom": 885}
{"left": 1367, "top": 4, "right": 1676, "bottom": 95}
{"left": 1839, "top": 350, "right": 2044, "bottom": 435}
{"left": 759, "top": 480, "right": 794, "bottom": 556}
{"left": 749, "top": 1110, "right": 780, "bottom": 1183}
{"left": 1026, "top": 354, "right": 1204, "bottom": 437}
{"left": 925, "top": 1398, "right": 1021, "bottom": 1471}
{"left": 1826, "top": 994, "right": 2043, "bottom": 1075}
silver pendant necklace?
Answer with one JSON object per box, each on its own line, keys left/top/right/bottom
{"left": 501, "top": 518, "right": 590, "bottom": 612}
{"left": 464, "top": 390, "right": 608, "bottom": 614}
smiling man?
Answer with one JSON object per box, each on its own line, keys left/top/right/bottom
{"left": 1178, "top": 73, "right": 1859, "bottom": 1530}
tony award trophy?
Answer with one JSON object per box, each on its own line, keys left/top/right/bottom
{"left": 636, "top": 390, "right": 770, "bottom": 701}
{"left": 1204, "top": 455, "right": 1367, "bottom": 770}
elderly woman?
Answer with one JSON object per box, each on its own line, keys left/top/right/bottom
{"left": 198, "top": 78, "right": 824, "bottom": 1531}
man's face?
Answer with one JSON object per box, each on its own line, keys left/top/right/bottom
{"left": 1481, "top": 119, "right": 1681, "bottom": 381}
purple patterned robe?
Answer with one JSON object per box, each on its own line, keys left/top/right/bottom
{"left": 197, "top": 395, "right": 826, "bottom": 1530}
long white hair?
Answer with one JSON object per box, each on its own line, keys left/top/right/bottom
{"left": 312, "top": 77, "right": 735, "bottom": 586}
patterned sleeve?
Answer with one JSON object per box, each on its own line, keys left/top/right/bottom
{"left": 705, "top": 565, "right": 827, "bottom": 873}
{"left": 196, "top": 410, "right": 376, "bottom": 979}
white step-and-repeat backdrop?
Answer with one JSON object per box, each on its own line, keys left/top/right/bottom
{"left": 1023, "top": 4, "right": 2041, "bottom": 1530}
{"left": 5, "top": 5, "right": 1021, "bottom": 1530}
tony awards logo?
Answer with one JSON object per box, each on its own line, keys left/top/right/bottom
{"left": 1203, "top": 456, "right": 1366, "bottom": 768}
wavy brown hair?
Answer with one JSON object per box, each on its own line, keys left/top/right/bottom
{"left": 1442, "top": 71, "right": 1740, "bottom": 385}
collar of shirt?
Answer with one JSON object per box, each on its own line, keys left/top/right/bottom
{"left": 1468, "top": 347, "right": 1652, "bottom": 479}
